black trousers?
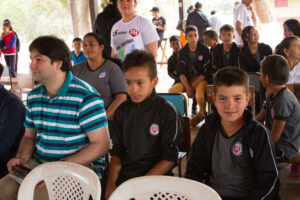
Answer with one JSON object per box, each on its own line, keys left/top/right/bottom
{"left": 4, "top": 54, "right": 17, "bottom": 77}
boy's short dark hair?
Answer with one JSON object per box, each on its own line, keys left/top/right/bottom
{"left": 169, "top": 35, "right": 180, "bottom": 43}
{"left": 29, "top": 36, "right": 72, "bottom": 72}
{"left": 261, "top": 55, "right": 289, "bottom": 85}
{"left": 122, "top": 50, "right": 157, "bottom": 80}
{"left": 220, "top": 24, "right": 234, "bottom": 33}
{"left": 203, "top": 30, "right": 218, "bottom": 40}
{"left": 214, "top": 67, "right": 249, "bottom": 94}
{"left": 195, "top": 2, "right": 202, "bottom": 9}
{"left": 185, "top": 25, "right": 198, "bottom": 35}
{"left": 72, "top": 37, "right": 82, "bottom": 43}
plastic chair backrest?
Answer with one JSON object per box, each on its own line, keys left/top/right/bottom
{"left": 159, "top": 93, "right": 187, "bottom": 116}
{"left": 248, "top": 72, "right": 261, "bottom": 93}
{"left": 109, "top": 175, "right": 221, "bottom": 200}
{"left": 18, "top": 161, "right": 101, "bottom": 200}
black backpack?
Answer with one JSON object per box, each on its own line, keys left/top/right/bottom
{"left": 13, "top": 31, "right": 20, "bottom": 52}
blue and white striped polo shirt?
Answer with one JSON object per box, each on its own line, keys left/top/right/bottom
{"left": 24, "top": 71, "right": 108, "bottom": 177}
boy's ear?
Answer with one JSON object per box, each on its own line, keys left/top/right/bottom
{"left": 233, "top": 33, "right": 235, "bottom": 39}
{"left": 151, "top": 76, "right": 159, "bottom": 88}
{"left": 265, "top": 74, "right": 271, "bottom": 84}
{"left": 246, "top": 92, "right": 251, "bottom": 105}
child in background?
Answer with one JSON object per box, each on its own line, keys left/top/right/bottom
{"left": 71, "top": 37, "right": 87, "bottom": 65}
{"left": 167, "top": 35, "right": 182, "bottom": 90}
{"left": 203, "top": 30, "right": 219, "bottom": 49}
{"left": 186, "top": 67, "right": 280, "bottom": 199}
{"left": 176, "top": 25, "right": 210, "bottom": 126}
{"left": 212, "top": 24, "right": 240, "bottom": 71}
{"left": 239, "top": 26, "right": 272, "bottom": 73}
{"left": 256, "top": 55, "right": 300, "bottom": 177}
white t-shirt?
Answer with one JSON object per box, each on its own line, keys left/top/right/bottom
{"left": 287, "top": 61, "right": 300, "bottom": 84}
{"left": 233, "top": 3, "right": 254, "bottom": 46}
{"left": 111, "top": 15, "right": 159, "bottom": 61}
{"left": 210, "top": 13, "right": 223, "bottom": 35}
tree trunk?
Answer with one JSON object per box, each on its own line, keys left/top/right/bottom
{"left": 57, "top": 0, "right": 91, "bottom": 36}
{"left": 77, "top": 0, "right": 91, "bottom": 36}
{"left": 254, "top": 0, "right": 276, "bottom": 23}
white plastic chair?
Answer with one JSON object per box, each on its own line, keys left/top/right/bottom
{"left": 109, "top": 175, "right": 221, "bottom": 200}
{"left": 18, "top": 161, "right": 101, "bottom": 200}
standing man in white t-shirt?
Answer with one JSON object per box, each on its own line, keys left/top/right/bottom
{"left": 233, "top": 0, "right": 257, "bottom": 46}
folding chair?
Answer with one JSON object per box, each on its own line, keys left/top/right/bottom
{"left": 159, "top": 93, "right": 190, "bottom": 177}
{"left": 18, "top": 161, "right": 101, "bottom": 200}
{"left": 205, "top": 85, "right": 255, "bottom": 118}
{"left": 159, "top": 93, "right": 187, "bottom": 116}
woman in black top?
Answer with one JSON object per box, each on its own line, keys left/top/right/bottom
{"left": 239, "top": 26, "right": 272, "bottom": 73}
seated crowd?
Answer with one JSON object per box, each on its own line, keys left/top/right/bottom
{"left": 0, "top": 1, "right": 300, "bottom": 200}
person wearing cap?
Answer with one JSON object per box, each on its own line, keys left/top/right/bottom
{"left": 151, "top": 7, "right": 166, "bottom": 49}
{"left": 0, "top": 19, "right": 18, "bottom": 77}
{"left": 111, "top": 0, "right": 159, "bottom": 61}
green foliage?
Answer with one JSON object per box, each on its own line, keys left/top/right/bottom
{"left": 0, "top": 0, "right": 72, "bottom": 42}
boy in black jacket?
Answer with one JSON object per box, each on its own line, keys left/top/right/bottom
{"left": 105, "top": 50, "right": 183, "bottom": 199}
{"left": 212, "top": 24, "right": 240, "bottom": 71}
{"left": 168, "top": 35, "right": 182, "bottom": 91}
{"left": 186, "top": 67, "right": 280, "bottom": 200}
{"left": 177, "top": 25, "right": 210, "bottom": 126}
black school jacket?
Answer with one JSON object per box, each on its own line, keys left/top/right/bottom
{"left": 212, "top": 43, "right": 240, "bottom": 70}
{"left": 185, "top": 111, "right": 280, "bottom": 200}
{"left": 110, "top": 91, "right": 183, "bottom": 185}
{"left": 239, "top": 43, "right": 273, "bottom": 73}
{"left": 177, "top": 42, "right": 210, "bottom": 81}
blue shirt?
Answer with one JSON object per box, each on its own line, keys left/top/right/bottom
{"left": 71, "top": 51, "right": 87, "bottom": 65}
{"left": 24, "top": 71, "right": 108, "bottom": 177}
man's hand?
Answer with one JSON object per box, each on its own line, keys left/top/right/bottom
{"left": 7, "top": 158, "right": 28, "bottom": 173}
{"left": 186, "top": 87, "right": 195, "bottom": 98}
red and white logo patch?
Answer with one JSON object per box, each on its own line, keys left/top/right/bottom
{"left": 232, "top": 142, "right": 243, "bottom": 156}
{"left": 129, "top": 29, "right": 140, "bottom": 37}
{"left": 198, "top": 55, "right": 203, "bottom": 61}
{"left": 99, "top": 72, "right": 106, "bottom": 78}
{"left": 149, "top": 123, "right": 159, "bottom": 136}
